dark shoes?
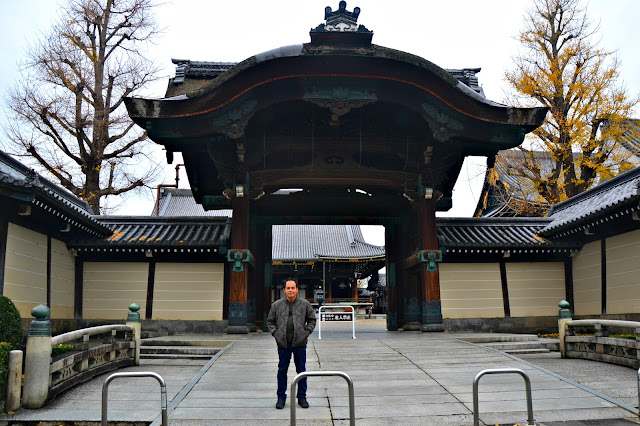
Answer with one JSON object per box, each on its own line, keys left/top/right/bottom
{"left": 276, "top": 397, "right": 309, "bottom": 409}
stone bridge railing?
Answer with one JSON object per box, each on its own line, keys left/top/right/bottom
{"left": 557, "top": 301, "right": 640, "bottom": 368}
{"left": 19, "top": 303, "right": 142, "bottom": 409}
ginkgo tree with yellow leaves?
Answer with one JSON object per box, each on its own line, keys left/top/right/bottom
{"left": 503, "top": 0, "right": 639, "bottom": 208}
{"left": 4, "top": 0, "right": 162, "bottom": 214}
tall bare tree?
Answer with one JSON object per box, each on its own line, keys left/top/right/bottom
{"left": 4, "top": 0, "right": 162, "bottom": 214}
{"left": 503, "top": 0, "right": 639, "bottom": 207}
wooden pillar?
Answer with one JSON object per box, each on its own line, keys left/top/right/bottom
{"left": 74, "top": 256, "right": 83, "bottom": 320}
{"left": 397, "top": 219, "right": 420, "bottom": 331}
{"left": 418, "top": 198, "right": 444, "bottom": 331}
{"left": 262, "top": 224, "right": 273, "bottom": 329}
{"left": 0, "top": 217, "right": 7, "bottom": 295}
{"left": 385, "top": 224, "right": 398, "bottom": 331}
{"left": 227, "top": 196, "right": 250, "bottom": 334}
{"left": 246, "top": 218, "right": 260, "bottom": 332}
{"left": 352, "top": 277, "right": 358, "bottom": 301}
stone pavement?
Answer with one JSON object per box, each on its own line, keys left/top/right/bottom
{"left": 1, "top": 319, "right": 639, "bottom": 425}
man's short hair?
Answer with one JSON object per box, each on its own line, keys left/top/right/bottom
{"left": 285, "top": 278, "right": 298, "bottom": 287}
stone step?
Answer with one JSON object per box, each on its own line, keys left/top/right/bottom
{"left": 140, "top": 345, "right": 221, "bottom": 356}
{"left": 483, "top": 340, "right": 559, "bottom": 351}
{"left": 140, "top": 339, "right": 230, "bottom": 347}
{"left": 504, "top": 348, "right": 551, "bottom": 355}
{"left": 140, "top": 353, "right": 213, "bottom": 360}
{"left": 461, "top": 334, "right": 540, "bottom": 344}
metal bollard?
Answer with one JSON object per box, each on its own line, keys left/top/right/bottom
{"left": 102, "top": 372, "right": 168, "bottom": 426}
{"left": 637, "top": 367, "right": 640, "bottom": 418}
{"left": 473, "top": 368, "right": 535, "bottom": 426}
{"left": 290, "top": 371, "right": 355, "bottom": 426}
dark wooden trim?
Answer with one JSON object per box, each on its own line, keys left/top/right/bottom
{"left": 47, "top": 236, "right": 52, "bottom": 309}
{"left": 499, "top": 260, "right": 510, "bottom": 318}
{"left": 146, "top": 261, "right": 156, "bottom": 320}
{"left": 601, "top": 238, "right": 607, "bottom": 315}
{"left": 564, "top": 258, "right": 574, "bottom": 313}
{"left": 74, "top": 257, "right": 83, "bottom": 319}
{"left": 0, "top": 218, "right": 8, "bottom": 295}
{"left": 223, "top": 262, "right": 230, "bottom": 319}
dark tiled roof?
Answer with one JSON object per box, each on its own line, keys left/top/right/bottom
{"left": 445, "top": 68, "right": 484, "bottom": 96}
{"left": 171, "top": 59, "right": 237, "bottom": 85}
{"left": 272, "top": 224, "right": 385, "bottom": 261}
{"left": 69, "top": 216, "right": 230, "bottom": 253}
{"left": 543, "top": 166, "right": 640, "bottom": 235}
{"left": 474, "top": 150, "right": 552, "bottom": 217}
{"left": 476, "top": 121, "right": 640, "bottom": 218}
{"left": 437, "top": 217, "right": 578, "bottom": 252}
{"left": 605, "top": 118, "right": 640, "bottom": 157}
{"left": 156, "top": 188, "right": 231, "bottom": 217}
{"left": 0, "top": 151, "right": 109, "bottom": 236}
{"left": 170, "top": 60, "right": 486, "bottom": 95}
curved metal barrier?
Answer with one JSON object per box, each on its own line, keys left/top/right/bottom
{"left": 473, "top": 368, "right": 534, "bottom": 426}
{"left": 290, "top": 371, "right": 355, "bottom": 425}
{"left": 102, "top": 371, "right": 168, "bottom": 426}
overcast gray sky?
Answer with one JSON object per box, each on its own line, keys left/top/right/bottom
{"left": 1, "top": 0, "right": 639, "bottom": 244}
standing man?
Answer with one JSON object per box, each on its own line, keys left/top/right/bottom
{"left": 267, "top": 278, "right": 316, "bottom": 409}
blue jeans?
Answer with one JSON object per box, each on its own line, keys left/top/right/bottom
{"left": 277, "top": 343, "right": 307, "bottom": 400}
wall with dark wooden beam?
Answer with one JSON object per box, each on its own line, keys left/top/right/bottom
{"left": 152, "top": 263, "right": 224, "bottom": 321}
{"left": 4, "top": 223, "right": 49, "bottom": 316}
{"left": 505, "top": 263, "right": 565, "bottom": 317}
{"left": 440, "top": 263, "right": 504, "bottom": 319}
{"left": 572, "top": 240, "right": 602, "bottom": 316}
{"left": 50, "top": 238, "right": 75, "bottom": 318}
{"left": 83, "top": 262, "right": 149, "bottom": 320}
{"left": 605, "top": 229, "right": 640, "bottom": 315}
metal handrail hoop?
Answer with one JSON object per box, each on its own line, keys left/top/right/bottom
{"left": 318, "top": 305, "right": 356, "bottom": 339}
{"left": 473, "top": 368, "right": 535, "bottom": 426}
{"left": 637, "top": 367, "right": 640, "bottom": 418}
{"left": 290, "top": 370, "right": 355, "bottom": 426}
{"left": 102, "top": 371, "right": 168, "bottom": 426}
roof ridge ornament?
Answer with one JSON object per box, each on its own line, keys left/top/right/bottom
{"left": 310, "top": 1, "right": 373, "bottom": 46}
{"left": 324, "top": 1, "right": 361, "bottom": 32}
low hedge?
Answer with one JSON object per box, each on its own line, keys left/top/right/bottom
{"left": 0, "top": 296, "right": 22, "bottom": 348}
{"left": 0, "top": 341, "right": 12, "bottom": 412}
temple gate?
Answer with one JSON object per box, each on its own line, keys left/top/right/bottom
{"left": 125, "top": 2, "right": 546, "bottom": 333}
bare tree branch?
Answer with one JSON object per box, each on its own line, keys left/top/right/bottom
{"left": 3, "top": 0, "right": 163, "bottom": 214}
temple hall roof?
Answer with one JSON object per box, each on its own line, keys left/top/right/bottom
{"left": 0, "top": 150, "right": 109, "bottom": 237}
{"left": 543, "top": 165, "right": 640, "bottom": 237}
{"left": 272, "top": 224, "right": 385, "bottom": 262}
{"left": 438, "top": 217, "right": 579, "bottom": 254}
{"left": 69, "top": 216, "right": 229, "bottom": 254}
{"left": 156, "top": 188, "right": 231, "bottom": 217}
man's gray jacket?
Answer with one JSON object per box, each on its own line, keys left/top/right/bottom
{"left": 267, "top": 297, "right": 316, "bottom": 348}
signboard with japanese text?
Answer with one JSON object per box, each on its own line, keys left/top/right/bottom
{"left": 320, "top": 312, "right": 353, "bottom": 322}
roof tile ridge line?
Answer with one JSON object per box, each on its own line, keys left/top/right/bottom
{"left": 158, "top": 190, "right": 172, "bottom": 216}
{"left": 352, "top": 237, "right": 385, "bottom": 250}
{"left": 0, "top": 151, "right": 93, "bottom": 213}
{"left": 437, "top": 217, "right": 552, "bottom": 223}
{"left": 548, "top": 167, "right": 640, "bottom": 215}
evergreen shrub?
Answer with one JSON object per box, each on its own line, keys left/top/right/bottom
{"left": 0, "top": 296, "right": 22, "bottom": 412}
{"left": 0, "top": 295, "right": 23, "bottom": 347}
{"left": 0, "top": 342, "right": 11, "bottom": 411}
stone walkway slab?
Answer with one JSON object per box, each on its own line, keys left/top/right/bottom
{"left": 1, "top": 321, "right": 638, "bottom": 425}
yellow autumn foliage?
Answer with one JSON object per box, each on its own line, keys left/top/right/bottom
{"left": 503, "top": 0, "right": 639, "bottom": 207}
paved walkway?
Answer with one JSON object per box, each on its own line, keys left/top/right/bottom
{"left": 1, "top": 320, "right": 639, "bottom": 425}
